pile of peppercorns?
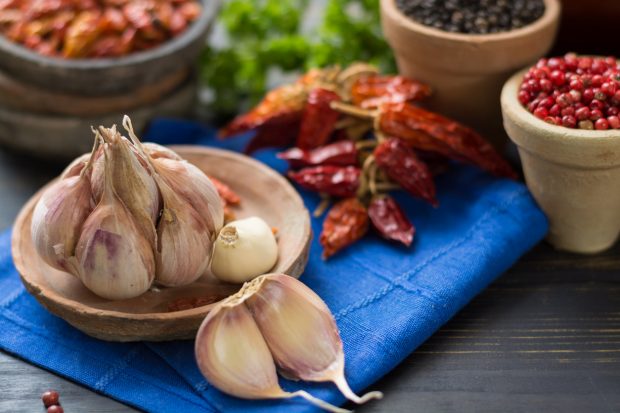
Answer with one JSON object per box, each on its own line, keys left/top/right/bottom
{"left": 42, "top": 390, "right": 63, "bottom": 413}
{"left": 519, "top": 54, "right": 620, "bottom": 130}
{"left": 395, "top": 0, "right": 545, "bottom": 34}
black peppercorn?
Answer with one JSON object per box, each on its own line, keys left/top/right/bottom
{"left": 395, "top": 0, "right": 545, "bottom": 34}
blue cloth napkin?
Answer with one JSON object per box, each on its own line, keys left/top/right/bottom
{"left": 0, "top": 119, "right": 548, "bottom": 413}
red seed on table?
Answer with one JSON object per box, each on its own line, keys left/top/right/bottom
{"left": 549, "top": 104, "right": 561, "bottom": 116}
{"left": 550, "top": 70, "right": 565, "bottom": 86}
{"left": 583, "top": 88, "right": 594, "bottom": 102}
{"left": 42, "top": 390, "right": 59, "bottom": 407}
{"left": 569, "top": 78, "right": 583, "bottom": 91}
{"left": 540, "top": 78, "right": 553, "bottom": 92}
{"left": 47, "top": 406, "right": 64, "bottom": 413}
{"left": 562, "top": 115, "right": 577, "bottom": 128}
{"left": 561, "top": 107, "right": 575, "bottom": 117}
{"left": 533, "top": 107, "right": 548, "bottom": 119}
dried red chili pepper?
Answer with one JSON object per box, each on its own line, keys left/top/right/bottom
{"left": 378, "top": 102, "right": 517, "bottom": 179}
{"left": 296, "top": 87, "right": 341, "bottom": 149}
{"left": 374, "top": 137, "right": 438, "bottom": 206}
{"left": 351, "top": 75, "right": 431, "bottom": 109}
{"left": 243, "top": 113, "right": 301, "bottom": 154}
{"left": 320, "top": 197, "right": 369, "bottom": 259}
{"left": 368, "top": 195, "right": 415, "bottom": 247}
{"left": 208, "top": 176, "right": 240, "bottom": 206}
{"left": 288, "top": 166, "right": 361, "bottom": 198}
{"left": 277, "top": 140, "right": 358, "bottom": 168}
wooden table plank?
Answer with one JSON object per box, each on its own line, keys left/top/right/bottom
{"left": 1, "top": 147, "right": 619, "bottom": 412}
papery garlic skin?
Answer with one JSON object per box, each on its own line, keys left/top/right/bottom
{"left": 60, "top": 153, "right": 90, "bottom": 179}
{"left": 92, "top": 128, "right": 160, "bottom": 247}
{"left": 31, "top": 175, "right": 93, "bottom": 274}
{"left": 210, "top": 217, "right": 278, "bottom": 284}
{"left": 152, "top": 157, "right": 223, "bottom": 235}
{"left": 246, "top": 274, "right": 383, "bottom": 405}
{"left": 143, "top": 142, "right": 182, "bottom": 160}
{"left": 195, "top": 301, "right": 284, "bottom": 399}
{"left": 154, "top": 177, "right": 212, "bottom": 287}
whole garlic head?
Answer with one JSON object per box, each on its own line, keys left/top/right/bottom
{"left": 210, "top": 217, "right": 278, "bottom": 284}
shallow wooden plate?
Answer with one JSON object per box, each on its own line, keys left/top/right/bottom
{"left": 12, "top": 146, "right": 311, "bottom": 342}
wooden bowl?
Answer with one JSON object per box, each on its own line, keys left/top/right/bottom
{"left": 0, "top": 0, "right": 220, "bottom": 96}
{"left": 380, "top": 0, "right": 560, "bottom": 148}
{"left": 12, "top": 146, "right": 311, "bottom": 341}
{"left": 501, "top": 67, "right": 620, "bottom": 254}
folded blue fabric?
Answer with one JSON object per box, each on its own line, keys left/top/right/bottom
{"left": 0, "top": 119, "right": 548, "bottom": 413}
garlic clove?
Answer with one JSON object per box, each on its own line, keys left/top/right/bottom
{"left": 154, "top": 175, "right": 212, "bottom": 287}
{"left": 74, "top": 144, "right": 155, "bottom": 300}
{"left": 195, "top": 293, "right": 350, "bottom": 413}
{"left": 210, "top": 217, "right": 278, "bottom": 284}
{"left": 31, "top": 175, "right": 93, "bottom": 275}
{"left": 142, "top": 142, "right": 182, "bottom": 160}
{"left": 246, "top": 274, "right": 383, "bottom": 405}
{"left": 94, "top": 126, "right": 160, "bottom": 248}
{"left": 152, "top": 157, "right": 224, "bottom": 236}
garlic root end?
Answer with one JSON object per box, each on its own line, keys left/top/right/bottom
{"left": 333, "top": 375, "right": 383, "bottom": 404}
{"left": 288, "top": 390, "right": 351, "bottom": 413}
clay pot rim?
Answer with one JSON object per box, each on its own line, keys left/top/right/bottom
{"left": 502, "top": 67, "right": 620, "bottom": 145}
{"left": 0, "top": 0, "right": 219, "bottom": 71}
{"left": 382, "top": 0, "right": 560, "bottom": 45}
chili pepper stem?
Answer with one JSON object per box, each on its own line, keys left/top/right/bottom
{"left": 330, "top": 101, "right": 377, "bottom": 120}
{"left": 355, "top": 140, "right": 378, "bottom": 151}
{"left": 313, "top": 197, "right": 331, "bottom": 217}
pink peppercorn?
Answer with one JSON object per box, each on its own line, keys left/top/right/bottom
{"left": 595, "top": 118, "right": 610, "bottom": 130}
{"left": 520, "top": 54, "right": 619, "bottom": 129}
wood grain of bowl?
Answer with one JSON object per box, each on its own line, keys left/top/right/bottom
{"left": 0, "top": 0, "right": 220, "bottom": 96}
{"left": 12, "top": 146, "right": 312, "bottom": 341}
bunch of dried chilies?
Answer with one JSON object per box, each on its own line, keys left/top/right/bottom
{"left": 221, "top": 63, "right": 517, "bottom": 258}
{"left": 0, "top": 0, "right": 201, "bottom": 58}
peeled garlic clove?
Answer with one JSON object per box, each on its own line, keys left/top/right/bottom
{"left": 143, "top": 142, "right": 182, "bottom": 160}
{"left": 246, "top": 274, "right": 383, "bottom": 405}
{"left": 152, "top": 157, "right": 223, "bottom": 235}
{"left": 95, "top": 126, "right": 160, "bottom": 247}
{"left": 154, "top": 177, "right": 212, "bottom": 287}
{"left": 195, "top": 293, "right": 350, "bottom": 413}
{"left": 75, "top": 145, "right": 155, "bottom": 300}
{"left": 210, "top": 217, "right": 278, "bottom": 284}
{"left": 31, "top": 175, "right": 93, "bottom": 274}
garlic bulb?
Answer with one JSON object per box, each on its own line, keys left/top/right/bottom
{"left": 153, "top": 175, "right": 213, "bottom": 287}
{"left": 195, "top": 287, "right": 350, "bottom": 413}
{"left": 210, "top": 217, "right": 278, "bottom": 283}
{"left": 245, "top": 274, "right": 383, "bottom": 404}
{"left": 74, "top": 145, "right": 155, "bottom": 300}
{"left": 31, "top": 174, "right": 93, "bottom": 274}
{"left": 60, "top": 153, "right": 90, "bottom": 179}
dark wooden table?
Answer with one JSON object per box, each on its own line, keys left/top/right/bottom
{"left": 1, "top": 147, "right": 619, "bottom": 413}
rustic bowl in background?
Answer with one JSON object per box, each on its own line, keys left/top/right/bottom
{"left": 380, "top": 0, "right": 560, "bottom": 149}
{"left": 12, "top": 146, "right": 312, "bottom": 342}
{"left": 0, "top": 0, "right": 220, "bottom": 96}
{"left": 501, "top": 68, "right": 620, "bottom": 254}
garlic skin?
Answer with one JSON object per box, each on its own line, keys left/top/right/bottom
{"left": 143, "top": 142, "right": 182, "bottom": 160}
{"left": 154, "top": 176, "right": 212, "bottom": 287}
{"left": 246, "top": 274, "right": 383, "bottom": 405}
{"left": 152, "top": 157, "right": 224, "bottom": 235}
{"left": 210, "top": 217, "right": 278, "bottom": 284}
{"left": 74, "top": 145, "right": 155, "bottom": 300}
{"left": 31, "top": 175, "right": 93, "bottom": 274}
{"left": 195, "top": 289, "right": 350, "bottom": 413}
{"left": 92, "top": 127, "right": 160, "bottom": 247}
{"left": 195, "top": 301, "right": 284, "bottom": 399}
{"left": 60, "top": 153, "right": 90, "bottom": 179}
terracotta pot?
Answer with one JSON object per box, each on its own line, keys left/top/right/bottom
{"left": 501, "top": 68, "right": 620, "bottom": 254}
{"left": 380, "top": 0, "right": 560, "bottom": 149}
